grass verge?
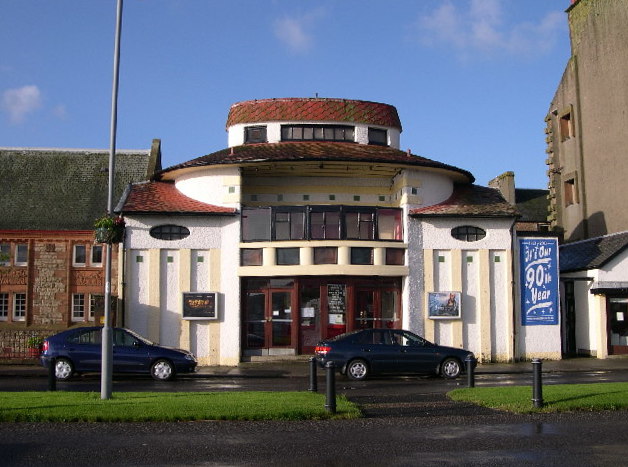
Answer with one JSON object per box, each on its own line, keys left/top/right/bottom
{"left": 0, "top": 391, "right": 361, "bottom": 422}
{"left": 448, "top": 382, "right": 628, "bottom": 413}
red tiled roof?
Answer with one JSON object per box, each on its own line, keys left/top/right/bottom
{"left": 120, "top": 181, "right": 236, "bottom": 215}
{"left": 161, "top": 142, "right": 474, "bottom": 182}
{"left": 226, "top": 98, "right": 402, "bottom": 130}
{"left": 410, "top": 184, "right": 518, "bottom": 217}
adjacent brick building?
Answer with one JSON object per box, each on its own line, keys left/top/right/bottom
{"left": 0, "top": 141, "right": 160, "bottom": 358}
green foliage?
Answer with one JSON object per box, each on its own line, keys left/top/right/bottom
{"left": 26, "top": 336, "right": 44, "bottom": 348}
{"left": 448, "top": 382, "right": 628, "bottom": 414}
{"left": 0, "top": 391, "right": 361, "bottom": 422}
{"left": 94, "top": 214, "right": 125, "bottom": 229}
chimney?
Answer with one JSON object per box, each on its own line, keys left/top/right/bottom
{"left": 488, "top": 171, "right": 516, "bottom": 205}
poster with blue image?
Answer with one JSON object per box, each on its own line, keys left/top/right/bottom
{"left": 520, "top": 237, "right": 559, "bottom": 325}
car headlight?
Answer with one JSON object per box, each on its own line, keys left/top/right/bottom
{"left": 184, "top": 353, "right": 196, "bottom": 361}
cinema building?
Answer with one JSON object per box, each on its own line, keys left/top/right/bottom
{"left": 119, "top": 98, "right": 560, "bottom": 366}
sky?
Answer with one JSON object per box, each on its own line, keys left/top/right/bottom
{"left": 0, "top": 0, "right": 572, "bottom": 189}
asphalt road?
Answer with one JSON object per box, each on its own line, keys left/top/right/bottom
{"left": 2, "top": 371, "right": 628, "bottom": 466}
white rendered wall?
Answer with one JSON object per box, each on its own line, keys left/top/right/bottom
{"left": 418, "top": 217, "right": 516, "bottom": 361}
{"left": 174, "top": 166, "right": 241, "bottom": 208}
{"left": 227, "top": 121, "right": 401, "bottom": 149}
{"left": 123, "top": 214, "right": 241, "bottom": 365}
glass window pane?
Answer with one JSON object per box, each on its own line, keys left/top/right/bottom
{"left": 74, "top": 245, "right": 86, "bottom": 264}
{"left": 290, "top": 211, "right": 305, "bottom": 240}
{"left": 359, "top": 213, "right": 374, "bottom": 240}
{"left": 325, "top": 212, "right": 340, "bottom": 239}
{"left": 386, "top": 248, "right": 405, "bottom": 265}
{"left": 378, "top": 209, "right": 403, "bottom": 240}
{"left": 345, "top": 212, "right": 359, "bottom": 239}
{"left": 314, "top": 127, "right": 324, "bottom": 140}
{"left": 314, "top": 247, "right": 337, "bottom": 264}
{"left": 351, "top": 247, "right": 373, "bottom": 265}
{"left": 15, "top": 244, "right": 28, "bottom": 264}
{"left": 276, "top": 248, "right": 299, "bottom": 265}
{"left": 241, "top": 248, "right": 263, "bottom": 266}
{"left": 293, "top": 127, "right": 303, "bottom": 139}
{"left": 303, "top": 127, "right": 314, "bottom": 140}
{"left": 310, "top": 212, "right": 325, "bottom": 239}
{"left": 0, "top": 244, "right": 9, "bottom": 266}
{"left": 91, "top": 245, "right": 103, "bottom": 265}
{"left": 242, "top": 208, "right": 271, "bottom": 241}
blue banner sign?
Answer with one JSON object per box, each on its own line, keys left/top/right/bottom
{"left": 519, "top": 237, "right": 559, "bottom": 326}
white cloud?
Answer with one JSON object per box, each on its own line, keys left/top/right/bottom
{"left": 52, "top": 104, "right": 68, "bottom": 120}
{"left": 414, "top": 0, "right": 566, "bottom": 58}
{"left": 273, "top": 9, "right": 325, "bottom": 54}
{"left": 2, "top": 85, "right": 42, "bottom": 123}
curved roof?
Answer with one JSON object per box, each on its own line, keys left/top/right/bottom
{"left": 158, "top": 142, "right": 474, "bottom": 183}
{"left": 409, "top": 184, "right": 517, "bottom": 217}
{"left": 120, "top": 181, "right": 236, "bottom": 215}
{"left": 226, "top": 98, "right": 402, "bottom": 130}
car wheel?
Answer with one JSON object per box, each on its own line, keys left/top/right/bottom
{"left": 151, "top": 359, "right": 175, "bottom": 381}
{"left": 55, "top": 358, "right": 74, "bottom": 381}
{"left": 441, "top": 358, "right": 462, "bottom": 379}
{"left": 346, "top": 359, "right": 369, "bottom": 380}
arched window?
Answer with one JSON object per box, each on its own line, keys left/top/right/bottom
{"left": 451, "top": 226, "right": 486, "bottom": 242}
{"left": 150, "top": 225, "right": 190, "bottom": 241}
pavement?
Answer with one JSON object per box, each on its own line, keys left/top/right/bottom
{"left": 2, "top": 355, "right": 628, "bottom": 378}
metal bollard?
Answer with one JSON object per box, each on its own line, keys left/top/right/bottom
{"left": 308, "top": 357, "right": 318, "bottom": 392}
{"left": 325, "top": 361, "right": 336, "bottom": 414}
{"left": 532, "top": 358, "right": 543, "bottom": 408}
{"left": 48, "top": 357, "right": 56, "bottom": 392}
{"left": 466, "top": 355, "right": 475, "bottom": 388}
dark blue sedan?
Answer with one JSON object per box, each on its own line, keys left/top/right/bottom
{"left": 40, "top": 327, "right": 197, "bottom": 381}
{"left": 315, "top": 328, "right": 475, "bottom": 380}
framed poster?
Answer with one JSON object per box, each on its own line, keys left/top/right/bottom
{"left": 182, "top": 292, "right": 218, "bottom": 320}
{"left": 519, "top": 237, "right": 559, "bottom": 325}
{"left": 428, "top": 292, "right": 461, "bottom": 319}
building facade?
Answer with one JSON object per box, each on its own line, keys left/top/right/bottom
{"left": 546, "top": 0, "right": 628, "bottom": 357}
{"left": 0, "top": 142, "right": 160, "bottom": 358}
{"left": 119, "top": 98, "right": 562, "bottom": 365}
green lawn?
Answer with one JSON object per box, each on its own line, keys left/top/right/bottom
{"left": 448, "top": 382, "right": 628, "bottom": 413}
{"left": 0, "top": 391, "right": 361, "bottom": 422}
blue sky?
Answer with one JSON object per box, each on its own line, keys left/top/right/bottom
{"left": 1, "top": 0, "right": 571, "bottom": 188}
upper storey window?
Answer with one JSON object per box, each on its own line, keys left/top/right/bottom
{"left": 281, "top": 124, "right": 354, "bottom": 143}
{"left": 245, "top": 126, "right": 267, "bottom": 144}
{"left": 368, "top": 128, "right": 387, "bottom": 146}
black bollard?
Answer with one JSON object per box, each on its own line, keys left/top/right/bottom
{"left": 466, "top": 355, "right": 475, "bottom": 388}
{"left": 308, "top": 357, "right": 318, "bottom": 392}
{"left": 325, "top": 361, "right": 336, "bottom": 414}
{"left": 532, "top": 358, "right": 543, "bottom": 408}
{"left": 47, "top": 357, "right": 56, "bottom": 392}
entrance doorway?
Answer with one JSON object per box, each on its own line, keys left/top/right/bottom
{"left": 608, "top": 297, "right": 628, "bottom": 355}
{"left": 242, "top": 276, "right": 402, "bottom": 355}
{"left": 243, "top": 279, "right": 295, "bottom": 352}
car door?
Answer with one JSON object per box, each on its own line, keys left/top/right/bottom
{"left": 112, "top": 329, "right": 150, "bottom": 373}
{"left": 64, "top": 329, "right": 102, "bottom": 372}
{"left": 392, "top": 330, "right": 439, "bottom": 373}
{"left": 354, "top": 330, "right": 400, "bottom": 374}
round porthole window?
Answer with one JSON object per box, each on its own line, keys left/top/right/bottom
{"left": 451, "top": 226, "right": 486, "bottom": 242}
{"left": 149, "top": 225, "right": 190, "bottom": 241}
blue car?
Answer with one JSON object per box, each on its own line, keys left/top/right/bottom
{"left": 40, "top": 327, "right": 197, "bottom": 381}
{"left": 315, "top": 328, "right": 475, "bottom": 380}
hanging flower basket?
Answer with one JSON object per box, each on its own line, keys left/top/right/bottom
{"left": 94, "top": 215, "right": 126, "bottom": 244}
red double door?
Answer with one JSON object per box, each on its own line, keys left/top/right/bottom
{"left": 242, "top": 277, "right": 401, "bottom": 354}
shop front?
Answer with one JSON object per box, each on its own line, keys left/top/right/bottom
{"left": 242, "top": 276, "right": 401, "bottom": 356}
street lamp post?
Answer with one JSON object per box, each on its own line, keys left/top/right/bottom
{"left": 101, "top": 0, "right": 123, "bottom": 400}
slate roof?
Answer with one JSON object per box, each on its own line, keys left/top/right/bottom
{"left": 515, "top": 188, "right": 549, "bottom": 222}
{"left": 560, "top": 230, "right": 628, "bottom": 272}
{"left": 119, "top": 181, "right": 236, "bottom": 215}
{"left": 409, "top": 184, "right": 518, "bottom": 218}
{"left": 160, "top": 142, "right": 474, "bottom": 183}
{"left": 0, "top": 145, "right": 159, "bottom": 231}
{"left": 226, "top": 98, "right": 402, "bottom": 130}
